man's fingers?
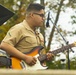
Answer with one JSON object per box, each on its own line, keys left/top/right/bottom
{"left": 32, "top": 57, "right": 37, "bottom": 65}
{"left": 46, "top": 53, "right": 54, "bottom": 61}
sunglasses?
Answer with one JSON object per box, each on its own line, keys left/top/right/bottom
{"left": 33, "top": 13, "right": 44, "bottom": 18}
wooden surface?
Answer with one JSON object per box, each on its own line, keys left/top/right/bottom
{"left": 0, "top": 69, "right": 76, "bottom": 75}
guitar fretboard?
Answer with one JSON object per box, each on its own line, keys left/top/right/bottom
{"left": 51, "top": 43, "right": 74, "bottom": 55}
{"left": 38, "top": 43, "right": 75, "bottom": 62}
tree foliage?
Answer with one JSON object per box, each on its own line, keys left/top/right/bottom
{"left": 0, "top": 0, "right": 36, "bottom": 42}
{"left": 44, "top": 0, "right": 76, "bottom": 69}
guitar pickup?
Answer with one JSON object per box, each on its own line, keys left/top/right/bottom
{"left": 20, "top": 60, "right": 26, "bottom": 69}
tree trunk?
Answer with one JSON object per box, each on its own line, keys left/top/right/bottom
{"left": 46, "top": 0, "right": 64, "bottom": 52}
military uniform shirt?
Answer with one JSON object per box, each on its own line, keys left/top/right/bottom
{"left": 2, "top": 20, "right": 44, "bottom": 53}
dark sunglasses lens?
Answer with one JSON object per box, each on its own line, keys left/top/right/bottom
{"left": 34, "top": 13, "right": 44, "bottom": 17}
{"left": 40, "top": 14, "right": 44, "bottom": 17}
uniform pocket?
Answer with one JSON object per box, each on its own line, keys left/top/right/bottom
{"left": 25, "top": 36, "right": 37, "bottom": 45}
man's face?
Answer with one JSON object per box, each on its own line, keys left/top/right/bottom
{"left": 32, "top": 9, "right": 45, "bottom": 27}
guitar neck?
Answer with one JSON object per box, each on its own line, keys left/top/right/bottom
{"left": 50, "top": 43, "right": 74, "bottom": 55}
{"left": 38, "top": 43, "right": 76, "bottom": 62}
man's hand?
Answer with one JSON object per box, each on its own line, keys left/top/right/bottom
{"left": 46, "top": 53, "right": 54, "bottom": 61}
{"left": 24, "top": 55, "right": 37, "bottom": 66}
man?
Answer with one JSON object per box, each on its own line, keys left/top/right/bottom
{"left": 0, "top": 3, "right": 53, "bottom": 69}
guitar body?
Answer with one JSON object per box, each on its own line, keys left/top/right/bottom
{"left": 11, "top": 42, "right": 76, "bottom": 70}
{"left": 11, "top": 46, "right": 47, "bottom": 70}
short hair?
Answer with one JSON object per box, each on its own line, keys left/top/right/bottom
{"left": 26, "top": 3, "right": 45, "bottom": 14}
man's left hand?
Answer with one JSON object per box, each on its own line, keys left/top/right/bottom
{"left": 46, "top": 53, "right": 54, "bottom": 61}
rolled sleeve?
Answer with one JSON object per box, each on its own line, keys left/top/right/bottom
{"left": 2, "top": 26, "right": 22, "bottom": 46}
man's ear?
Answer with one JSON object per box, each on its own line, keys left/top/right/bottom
{"left": 30, "top": 13, "right": 34, "bottom": 18}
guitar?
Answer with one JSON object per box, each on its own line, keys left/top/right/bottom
{"left": 11, "top": 42, "right": 76, "bottom": 70}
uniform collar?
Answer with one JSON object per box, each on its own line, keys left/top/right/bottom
{"left": 22, "top": 20, "right": 35, "bottom": 33}
{"left": 22, "top": 20, "right": 40, "bottom": 35}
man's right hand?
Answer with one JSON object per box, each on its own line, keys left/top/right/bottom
{"left": 24, "top": 55, "right": 37, "bottom": 66}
